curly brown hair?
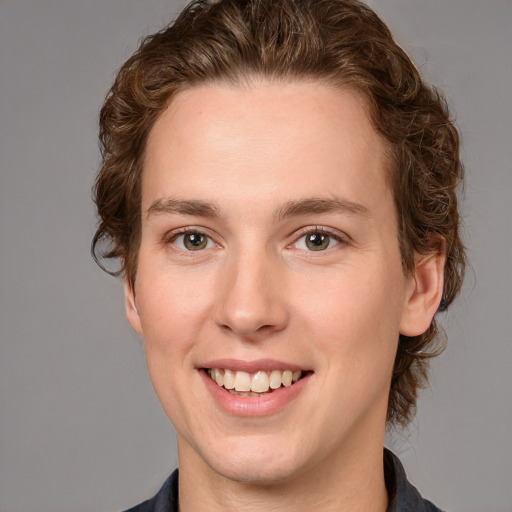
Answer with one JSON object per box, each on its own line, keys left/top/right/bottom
{"left": 92, "top": 0, "right": 465, "bottom": 427}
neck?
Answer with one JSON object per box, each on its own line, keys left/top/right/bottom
{"left": 177, "top": 433, "right": 388, "bottom": 512}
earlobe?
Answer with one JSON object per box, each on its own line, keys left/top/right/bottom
{"left": 399, "top": 246, "right": 446, "bottom": 337}
{"left": 124, "top": 280, "right": 143, "bottom": 336}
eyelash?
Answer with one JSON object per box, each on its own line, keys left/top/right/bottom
{"left": 164, "top": 226, "right": 349, "bottom": 253}
{"left": 164, "top": 227, "right": 219, "bottom": 251}
{"left": 290, "top": 226, "right": 348, "bottom": 252}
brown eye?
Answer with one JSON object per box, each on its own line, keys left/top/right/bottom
{"left": 183, "top": 232, "right": 208, "bottom": 250}
{"left": 292, "top": 229, "right": 342, "bottom": 252}
{"left": 305, "top": 232, "right": 331, "bottom": 251}
{"left": 171, "top": 231, "right": 214, "bottom": 251}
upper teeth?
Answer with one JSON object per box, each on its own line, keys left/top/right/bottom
{"left": 209, "top": 368, "right": 302, "bottom": 393}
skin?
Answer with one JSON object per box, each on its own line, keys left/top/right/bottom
{"left": 125, "top": 81, "right": 445, "bottom": 512}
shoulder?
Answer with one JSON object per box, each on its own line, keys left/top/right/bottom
{"left": 385, "top": 449, "right": 446, "bottom": 512}
{"left": 121, "top": 469, "right": 179, "bottom": 512}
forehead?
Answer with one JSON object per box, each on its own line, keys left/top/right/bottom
{"left": 142, "top": 80, "right": 391, "bottom": 216}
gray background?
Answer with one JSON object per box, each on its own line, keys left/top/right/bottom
{"left": 0, "top": 1, "right": 511, "bottom": 511}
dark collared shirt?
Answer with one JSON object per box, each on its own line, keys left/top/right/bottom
{"left": 123, "top": 450, "right": 444, "bottom": 512}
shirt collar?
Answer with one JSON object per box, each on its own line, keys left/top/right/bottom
{"left": 384, "top": 448, "right": 442, "bottom": 512}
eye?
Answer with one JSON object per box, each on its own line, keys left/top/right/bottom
{"left": 170, "top": 231, "right": 215, "bottom": 251}
{"left": 293, "top": 229, "right": 342, "bottom": 251}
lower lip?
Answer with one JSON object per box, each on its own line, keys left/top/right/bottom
{"left": 200, "top": 370, "right": 311, "bottom": 417}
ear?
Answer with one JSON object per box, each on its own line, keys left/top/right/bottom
{"left": 124, "top": 279, "right": 143, "bottom": 336}
{"left": 399, "top": 244, "right": 446, "bottom": 337}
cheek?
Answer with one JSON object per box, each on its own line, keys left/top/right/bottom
{"left": 295, "top": 263, "right": 405, "bottom": 364}
{"left": 134, "top": 263, "right": 206, "bottom": 413}
{"left": 136, "top": 258, "right": 214, "bottom": 337}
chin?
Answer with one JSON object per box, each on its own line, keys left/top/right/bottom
{"left": 195, "top": 433, "right": 316, "bottom": 486}
{"left": 209, "top": 456, "right": 303, "bottom": 486}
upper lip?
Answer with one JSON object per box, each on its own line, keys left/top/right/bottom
{"left": 200, "top": 358, "right": 309, "bottom": 373}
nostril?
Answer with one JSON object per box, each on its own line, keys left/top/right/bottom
{"left": 213, "top": 268, "right": 290, "bottom": 337}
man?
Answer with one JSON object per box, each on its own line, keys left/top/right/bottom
{"left": 92, "top": 1, "right": 465, "bottom": 510}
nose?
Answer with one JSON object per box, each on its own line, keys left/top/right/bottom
{"left": 213, "top": 248, "right": 289, "bottom": 340}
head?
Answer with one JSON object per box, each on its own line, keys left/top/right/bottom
{"left": 93, "top": 0, "right": 464, "bottom": 432}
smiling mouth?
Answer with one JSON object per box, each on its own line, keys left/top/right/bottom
{"left": 205, "top": 368, "right": 308, "bottom": 395}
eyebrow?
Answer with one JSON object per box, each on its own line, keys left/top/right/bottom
{"left": 275, "top": 197, "right": 370, "bottom": 221}
{"left": 146, "top": 198, "right": 221, "bottom": 219}
{"left": 145, "top": 196, "right": 370, "bottom": 222}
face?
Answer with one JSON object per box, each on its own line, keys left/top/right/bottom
{"left": 126, "top": 81, "right": 431, "bottom": 485}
